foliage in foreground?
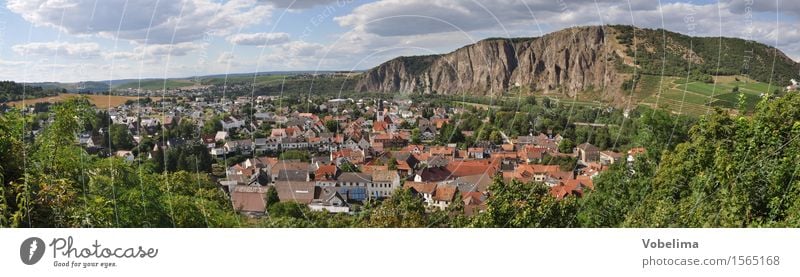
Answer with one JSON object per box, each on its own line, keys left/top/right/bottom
{"left": 2, "top": 94, "right": 800, "bottom": 227}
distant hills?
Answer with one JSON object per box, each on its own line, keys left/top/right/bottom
{"left": 5, "top": 24, "right": 799, "bottom": 109}
{"left": 355, "top": 25, "right": 800, "bottom": 105}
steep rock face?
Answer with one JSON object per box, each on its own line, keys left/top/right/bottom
{"left": 356, "top": 26, "right": 623, "bottom": 98}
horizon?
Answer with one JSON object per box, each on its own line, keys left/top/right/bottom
{"left": 1, "top": 0, "right": 799, "bottom": 83}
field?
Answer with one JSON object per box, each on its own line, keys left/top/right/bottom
{"left": 6, "top": 94, "right": 162, "bottom": 109}
{"left": 638, "top": 75, "right": 772, "bottom": 116}
{"left": 113, "top": 79, "right": 199, "bottom": 90}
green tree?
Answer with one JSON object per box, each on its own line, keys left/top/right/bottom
{"left": 338, "top": 161, "right": 360, "bottom": 172}
{"left": 110, "top": 124, "right": 134, "bottom": 150}
{"left": 470, "top": 177, "right": 579, "bottom": 227}
{"left": 411, "top": 128, "right": 421, "bottom": 144}
{"left": 265, "top": 186, "right": 280, "bottom": 208}
{"left": 365, "top": 188, "right": 428, "bottom": 227}
{"left": 325, "top": 119, "right": 339, "bottom": 133}
{"left": 279, "top": 150, "right": 310, "bottom": 162}
{"left": 202, "top": 116, "right": 223, "bottom": 136}
{"left": 558, "top": 138, "right": 575, "bottom": 153}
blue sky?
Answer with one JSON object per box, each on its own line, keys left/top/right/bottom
{"left": 0, "top": 0, "right": 798, "bottom": 83}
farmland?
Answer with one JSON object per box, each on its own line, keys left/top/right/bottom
{"left": 112, "top": 79, "right": 200, "bottom": 90}
{"left": 637, "top": 75, "right": 775, "bottom": 116}
{"left": 5, "top": 93, "right": 162, "bottom": 109}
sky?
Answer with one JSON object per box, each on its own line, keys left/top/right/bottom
{"left": 0, "top": 0, "right": 798, "bottom": 83}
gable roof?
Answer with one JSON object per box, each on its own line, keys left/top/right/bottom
{"left": 433, "top": 185, "right": 458, "bottom": 202}
{"left": 231, "top": 186, "right": 268, "bottom": 213}
{"left": 403, "top": 181, "right": 437, "bottom": 194}
{"left": 577, "top": 143, "right": 599, "bottom": 152}
{"left": 315, "top": 164, "right": 339, "bottom": 181}
{"left": 337, "top": 172, "right": 372, "bottom": 183}
{"left": 274, "top": 181, "right": 315, "bottom": 204}
{"left": 371, "top": 170, "right": 398, "bottom": 182}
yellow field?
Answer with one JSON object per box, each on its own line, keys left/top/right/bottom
{"left": 6, "top": 94, "right": 162, "bottom": 109}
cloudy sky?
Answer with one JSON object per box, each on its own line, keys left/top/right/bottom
{"left": 0, "top": 0, "right": 798, "bottom": 82}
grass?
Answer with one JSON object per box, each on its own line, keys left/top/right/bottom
{"left": 113, "top": 79, "right": 199, "bottom": 90}
{"left": 709, "top": 92, "right": 762, "bottom": 110}
{"left": 638, "top": 75, "right": 772, "bottom": 116}
{"left": 6, "top": 93, "right": 163, "bottom": 109}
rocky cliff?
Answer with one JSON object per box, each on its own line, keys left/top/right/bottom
{"left": 356, "top": 26, "right": 625, "bottom": 99}
{"left": 355, "top": 24, "right": 800, "bottom": 101}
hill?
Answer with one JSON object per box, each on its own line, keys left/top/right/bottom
{"left": 355, "top": 25, "right": 800, "bottom": 107}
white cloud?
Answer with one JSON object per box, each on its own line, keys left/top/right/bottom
{"left": 227, "top": 32, "right": 290, "bottom": 45}
{"left": 12, "top": 42, "right": 101, "bottom": 58}
{"left": 102, "top": 42, "right": 206, "bottom": 62}
{"left": 259, "top": 0, "right": 340, "bottom": 10}
{"left": 7, "top": 0, "right": 273, "bottom": 44}
{"left": 137, "top": 42, "right": 205, "bottom": 56}
{"left": 334, "top": 0, "right": 618, "bottom": 37}
{"left": 217, "top": 51, "right": 236, "bottom": 64}
{"left": 0, "top": 59, "right": 29, "bottom": 66}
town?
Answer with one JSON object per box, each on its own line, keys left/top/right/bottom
{"left": 15, "top": 82, "right": 647, "bottom": 219}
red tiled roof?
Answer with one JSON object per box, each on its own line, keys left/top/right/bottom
{"left": 549, "top": 179, "right": 589, "bottom": 199}
{"left": 231, "top": 191, "right": 266, "bottom": 213}
{"left": 315, "top": 165, "right": 338, "bottom": 181}
{"left": 433, "top": 185, "right": 458, "bottom": 202}
{"left": 462, "top": 192, "right": 484, "bottom": 205}
{"left": 403, "top": 181, "right": 437, "bottom": 194}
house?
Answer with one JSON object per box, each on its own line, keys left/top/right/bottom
{"left": 336, "top": 172, "right": 373, "bottom": 189}
{"left": 331, "top": 148, "right": 365, "bottom": 165}
{"left": 221, "top": 116, "right": 244, "bottom": 130}
{"left": 114, "top": 151, "right": 135, "bottom": 162}
{"left": 415, "top": 159, "right": 499, "bottom": 183}
{"left": 258, "top": 137, "right": 282, "bottom": 152}
{"left": 271, "top": 128, "right": 287, "bottom": 138}
{"left": 372, "top": 132, "right": 409, "bottom": 148}
{"left": 275, "top": 169, "right": 311, "bottom": 182}
{"left": 201, "top": 134, "right": 216, "bottom": 148}
{"left": 518, "top": 145, "right": 547, "bottom": 163}
{"left": 403, "top": 182, "right": 458, "bottom": 210}
{"left": 627, "top": 147, "right": 646, "bottom": 162}
{"left": 429, "top": 146, "right": 456, "bottom": 157}
{"left": 370, "top": 169, "right": 400, "bottom": 198}
{"left": 576, "top": 143, "right": 600, "bottom": 164}
{"left": 314, "top": 164, "right": 340, "bottom": 187}
{"left": 462, "top": 192, "right": 487, "bottom": 216}
{"left": 419, "top": 124, "right": 437, "bottom": 140}
{"left": 453, "top": 173, "right": 494, "bottom": 193}
{"left": 274, "top": 181, "right": 315, "bottom": 204}
{"left": 467, "top": 147, "right": 486, "bottom": 159}
{"left": 430, "top": 185, "right": 458, "bottom": 210}
{"left": 214, "top": 131, "right": 229, "bottom": 142}
{"left": 248, "top": 169, "right": 271, "bottom": 186}
{"left": 210, "top": 147, "right": 227, "bottom": 157}
{"left": 403, "top": 181, "right": 437, "bottom": 204}
{"left": 507, "top": 164, "right": 562, "bottom": 183}
{"left": 309, "top": 187, "right": 350, "bottom": 213}
{"left": 787, "top": 79, "right": 798, "bottom": 91}
{"left": 280, "top": 137, "right": 309, "bottom": 149}
{"left": 549, "top": 179, "right": 592, "bottom": 199}
{"left": 225, "top": 139, "right": 254, "bottom": 154}
{"left": 230, "top": 186, "right": 268, "bottom": 216}
{"left": 599, "top": 151, "right": 623, "bottom": 165}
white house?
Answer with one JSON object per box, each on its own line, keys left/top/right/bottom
{"left": 214, "top": 131, "right": 230, "bottom": 142}
{"left": 370, "top": 170, "right": 401, "bottom": 198}
{"left": 220, "top": 116, "right": 244, "bottom": 130}
{"left": 114, "top": 151, "right": 135, "bottom": 163}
